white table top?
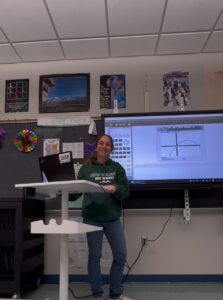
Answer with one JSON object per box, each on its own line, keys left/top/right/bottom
{"left": 15, "top": 179, "right": 106, "bottom": 194}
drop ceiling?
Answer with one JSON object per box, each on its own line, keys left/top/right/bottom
{"left": 0, "top": 0, "right": 223, "bottom": 64}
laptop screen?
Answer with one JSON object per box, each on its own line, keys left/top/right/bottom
{"left": 39, "top": 151, "right": 76, "bottom": 182}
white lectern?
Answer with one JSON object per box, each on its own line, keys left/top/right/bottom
{"left": 15, "top": 180, "right": 105, "bottom": 300}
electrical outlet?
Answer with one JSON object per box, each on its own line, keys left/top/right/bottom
{"left": 141, "top": 236, "right": 148, "bottom": 246}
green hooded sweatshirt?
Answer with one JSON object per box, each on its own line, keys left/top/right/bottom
{"left": 77, "top": 158, "right": 130, "bottom": 221}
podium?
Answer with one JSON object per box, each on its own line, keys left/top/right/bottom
{"left": 15, "top": 180, "right": 105, "bottom": 300}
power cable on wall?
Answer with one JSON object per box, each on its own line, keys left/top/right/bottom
{"left": 122, "top": 207, "right": 173, "bottom": 284}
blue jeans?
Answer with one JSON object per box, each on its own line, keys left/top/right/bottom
{"left": 83, "top": 218, "right": 127, "bottom": 299}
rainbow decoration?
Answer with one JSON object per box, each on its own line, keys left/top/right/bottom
{"left": 14, "top": 129, "right": 37, "bottom": 153}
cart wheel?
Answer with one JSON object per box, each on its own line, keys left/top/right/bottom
{"left": 35, "top": 277, "right": 41, "bottom": 287}
{"left": 31, "top": 276, "right": 41, "bottom": 289}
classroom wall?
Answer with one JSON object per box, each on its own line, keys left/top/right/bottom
{"left": 1, "top": 52, "right": 223, "bottom": 278}
{"left": 0, "top": 52, "right": 222, "bottom": 120}
{"left": 45, "top": 208, "right": 223, "bottom": 276}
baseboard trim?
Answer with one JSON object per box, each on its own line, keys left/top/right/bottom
{"left": 41, "top": 274, "right": 223, "bottom": 284}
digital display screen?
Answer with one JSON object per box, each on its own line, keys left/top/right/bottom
{"left": 102, "top": 110, "right": 223, "bottom": 189}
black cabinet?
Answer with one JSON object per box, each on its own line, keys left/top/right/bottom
{"left": 0, "top": 197, "right": 44, "bottom": 298}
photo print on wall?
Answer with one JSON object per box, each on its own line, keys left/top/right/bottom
{"left": 100, "top": 74, "right": 126, "bottom": 109}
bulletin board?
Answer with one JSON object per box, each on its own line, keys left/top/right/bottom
{"left": 0, "top": 120, "right": 103, "bottom": 209}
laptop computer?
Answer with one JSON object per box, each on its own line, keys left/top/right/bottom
{"left": 39, "top": 151, "right": 76, "bottom": 182}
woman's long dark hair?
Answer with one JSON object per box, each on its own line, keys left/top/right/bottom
{"left": 85, "top": 134, "right": 114, "bottom": 167}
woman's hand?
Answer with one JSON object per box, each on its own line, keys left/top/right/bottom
{"left": 103, "top": 184, "right": 117, "bottom": 193}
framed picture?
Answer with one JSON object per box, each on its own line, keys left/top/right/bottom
{"left": 5, "top": 79, "right": 29, "bottom": 113}
{"left": 39, "top": 73, "right": 90, "bottom": 113}
{"left": 100, "top": 74, "right": 126, "bottom": 109}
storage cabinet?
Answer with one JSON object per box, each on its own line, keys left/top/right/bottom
{"left": 0, "top": 197, "right": 44, "bottom": 298}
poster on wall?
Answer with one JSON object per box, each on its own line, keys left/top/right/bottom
{"left": 163, "top": 71, "right": 190, "bottom": 108}
{"left": 5, "top": 79, "right": 29, "bottom": 113}
{"left": 100, "top": 74, "right": 126, "bottom": 109}
{"left": 43, "top": 138, "right": 60, "bottom": 156}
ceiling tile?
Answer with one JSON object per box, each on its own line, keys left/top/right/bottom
{"left": 215, "top": 13, "right": 223, "bottom": 30}
{"left": 0, "top": 0, "right": 221, "bottom": 63}
{"left": 13, "top": 41, "right": 64, "bottom": 62}
{"left": 61, "top": 38, "right": 109, "bottom": 59}
{"left": 110, "top": 35, "right": 157, "bottom": 57}
{"left": 157, "top": 32, "right": 209, "bottom": 55}
{"left": 0, "top": 0, "right": 56, "bottom": 42}
{"left": 0, "top": 30, "right": 7, "bottom": 43}
{"left": 204, "top": 31, "right": 223, "bottom": 52}
{"left": 46, "top": 0, "right": 107, "bottom": 38}
{"left": 107, "top": 0, "right": 166, "bottom": 35}
{"left": 0, "top": 44, "right": 21, "bottom": 63}
{"left": 162, "top": 0, "right": 223, "bottom": 32}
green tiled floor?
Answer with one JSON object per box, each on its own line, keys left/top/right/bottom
{"left": 22, "top": 282, "right": 223, "bottom": 300}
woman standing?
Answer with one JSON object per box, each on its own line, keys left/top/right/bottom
{"left": 77, "top": 134, "right": 132, "bottom": 300}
